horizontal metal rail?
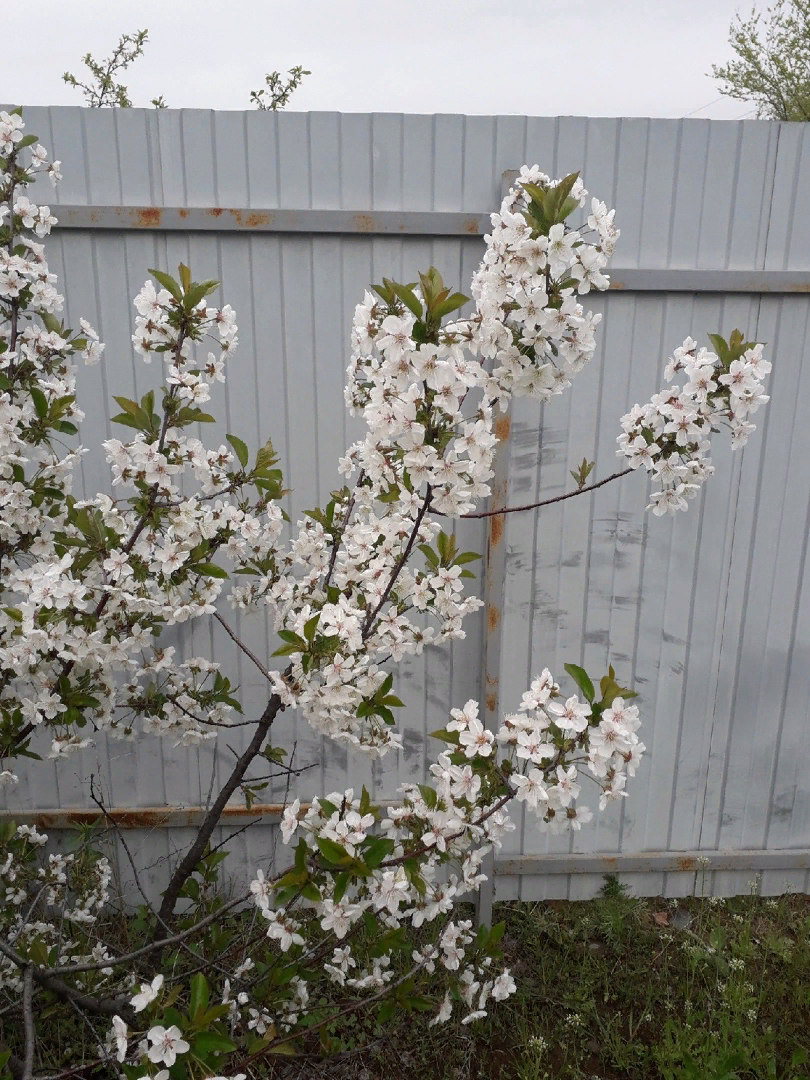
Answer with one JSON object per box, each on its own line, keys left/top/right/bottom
{"left": 497, "top": 849, "right": 810, "bottom": 875}
{"left": 3, "top": 808, "right": 808, "bottom": 876}
{"left": 49, "top": 205, "right": 810, "bottom": 293}
{"left": 51, "top": 205, "right": 489, "bottom": 237}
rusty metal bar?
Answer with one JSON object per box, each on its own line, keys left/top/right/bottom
{"left": 50, "top": 205, "right": 489, "bottom": 238}
{"left": 6, "top": 805, "right": 806, "bottom": 877}
{"left": 495, "top": 849, "right": 810, "bottom": 875}
{"left": 1, "top": 804, "right": 305, "bottom": 829}
{"left": 48, "top": 205, "right": 810, "bottom": 293}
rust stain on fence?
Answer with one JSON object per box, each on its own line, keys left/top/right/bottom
{"left": 134, "top": 207, "right": 162, "bottom": 228}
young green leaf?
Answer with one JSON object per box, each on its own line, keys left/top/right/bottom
{"left": 564, "top": 662, "right": 595, "bottom": 702}
{"left": 226, "top": 433, "right": 249, "bottom": 468}
{"left": 148, "top": 268, "right": 182, "bottom": 301}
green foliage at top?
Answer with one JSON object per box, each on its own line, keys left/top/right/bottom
{"left": 711, "top": 1, "right": 810, "bottom": 120}
{"left": 250, "top": 66, "right": 311, "bottom": 111}
{"left": 62, "top": 28, "right": 167, "bottom": 109}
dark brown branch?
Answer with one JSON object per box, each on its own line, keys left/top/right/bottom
{"left": 323, "top": 472, "right": 363, "bottom": 591}
{"left": 152, "top": 678, "right": 288, "bottom": 940}
{"left": 362, "top": 487, "right": 432, "bottom": 638}
{"left": 457, "top": 468, "right": 633, "bottom": 519}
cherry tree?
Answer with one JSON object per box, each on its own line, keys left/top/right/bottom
{"left": 0, "top": 108, "right": 770, "bottom": 1078}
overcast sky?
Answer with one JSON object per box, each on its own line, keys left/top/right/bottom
{"left": 8, "top": 0, "right": 754, "bottom": 119}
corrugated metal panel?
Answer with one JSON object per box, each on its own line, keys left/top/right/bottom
{"left": 3, "top": 108, "right": 809, "bottom": 901}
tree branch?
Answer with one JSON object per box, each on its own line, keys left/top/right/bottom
{"left": 457, "top": 468, "right": 633, "bottom": 519}
{"left": 362, "top": 487, "right": 432, "bottom": 638}
{"left": 0, "top": 939, "right": 131, "bottom": 1020}
{"left": 152, "top": 678, "right": 288, "bottom": 940}
{"left": 214, "top": 612, "right": 274, "bottom": 683}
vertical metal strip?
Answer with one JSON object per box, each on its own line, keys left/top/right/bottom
{"left": 476, "top": 411, "right": 511, "bottom": 926}
{"left": 476, "top": 170, "right": 516, "bottom": 926}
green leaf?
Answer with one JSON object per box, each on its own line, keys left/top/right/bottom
{"left": 429, "top": 727, "right": 460, "bottom": 745}
{"left": 316, "top": 836, "right": 352, "bottom": 865}
{"left": 176, "top": 407, "right": 215, "bottom": 424}
{"left": 255, "top": 438, "right": 279, "bottom": 471}
{"left": 488, "top": 920, "right": 506, "bottom": 944}
{"left": 193, "top": 1030, "right": 237, "bottom": 1054}
{"left": 362, "top": 836, "right": 395, "bottom": 869}
{"left": 110, "top": 413, "right": 142, "bottom": 430}
{"left": 707, "top": 333, "right": 730, "bottom": 365}
{"left": 31, "top": 387, "right": 48, "bottom": 419}
{"left": 193, "top": 562, "right": 229, "bottom": 579}
{"left": 453, "top": 551, "right": 481, "bottom": 565}
{"left": 544, "top": 171, "right": 580, "bottom": 224}
{"left": 267, "top": 1042, "right": 299, "bottom": 1056}
{"left": 564, "top": 662, "right": 595, "bottom": 703}
{"left": 148, "top": 268, "right": 182, "bottom": 301}
{"left": 271, "top": 642, "right": 306, "bottom": 657}
{"left": 178, "top": 263, "right": 191, "bottom": 291}
{"left": 183, "top": 279, "right": 219, "bottom": 310}
{"left": 418, "top": 543, "right": 439, "bottom": 568}
{"left": 418, "top": 784, "right": 438, "bottom": 810}
{"left": 112, "top": 395, "right": 138, "bottom": 417}
{"left": 435, "top": 292, "right": 469, "bottom": 319}
{"left": 225, "top": 433, "right": 249, "bottom": 468}
{"left": 189, "top": 973, "right": 209, "bottom": 1021}
{"left": 390, "top": 282, "right": 423, "bottom": 318}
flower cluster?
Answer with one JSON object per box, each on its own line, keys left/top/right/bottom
{"left": 0, "top": 115, "right": 288, "bottom": 756}
{"left": 260, "top": 170, "right": 618, "bottom": 756}
{"left": 617, "top": 332, "right": 770, "bottom": 514}
{"left": 237, "top": 663, "right": 641, "bottom": 1027}
{"left": 469, "top": 165, "right": 617, "bottom": 404}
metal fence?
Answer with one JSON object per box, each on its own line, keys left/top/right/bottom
{"left": 3, "top": 106, "right": 810, "bottom": 901}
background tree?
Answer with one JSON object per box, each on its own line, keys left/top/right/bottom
{"left": 250, "top": 66, "right": 312, "bottom": 110}
{"left": 63, "top": 28, "right": 310, "bottom": 112}
{"left": 711, "top": 0, "right": 810, "bottom": 120}
{"left": 62, "top": 29, "right": 167, "bottom": 109}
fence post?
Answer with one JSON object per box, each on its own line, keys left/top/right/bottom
{"left": 476, "top": 408, "right": 511, "bottom": 927}
{"left": 475, "top": 171, "right": 517, "bottom": 929}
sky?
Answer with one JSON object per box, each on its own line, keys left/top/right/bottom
{"left": 8, "top": 0, "right": 755, "bottom": 119}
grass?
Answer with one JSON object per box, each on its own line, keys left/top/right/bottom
{"left": 274, "top": 876, "right": 810, "bottom": 1080}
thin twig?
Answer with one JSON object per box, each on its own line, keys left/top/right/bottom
{"left": 456, "top": 468, "right": 634, "bottom": 519}
{"left": 214, "top": 611, "right": 274, "bottom": 683}
{"left": 362, "top": 487, "right": 432, "bottom": 638}
{"left": 244, "top": 963, "right": 423, "bottom": 1063}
